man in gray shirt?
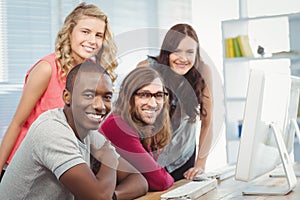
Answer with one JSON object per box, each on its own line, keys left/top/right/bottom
{"left": 0, "top": 62, "right": 148, "bottom": 200}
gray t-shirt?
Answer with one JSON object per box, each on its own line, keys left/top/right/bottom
{"left": 0, "top": 108, "right": 108, "bottom": 200}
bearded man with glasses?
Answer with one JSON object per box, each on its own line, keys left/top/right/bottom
{"left": 99, "top": 66, "right": 174, "bottom": 191}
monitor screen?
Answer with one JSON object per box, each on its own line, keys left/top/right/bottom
{"left": 235, "top": 68, "right": 297, "bottom": 195}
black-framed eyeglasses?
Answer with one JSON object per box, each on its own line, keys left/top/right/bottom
{"left": 135, "top": 91, "right": 168, "bottom": 101}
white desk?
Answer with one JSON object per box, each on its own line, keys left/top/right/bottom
{"left": 136, "top": 163, "right": 300, "bottom": 200}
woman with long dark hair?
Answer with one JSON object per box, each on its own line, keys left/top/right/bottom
{"left": 138, "top": 23, "right": 213, "bottom": 181}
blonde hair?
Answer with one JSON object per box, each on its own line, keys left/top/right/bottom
{"left": 55, "top": 2, "right": 118, "bottom": 81}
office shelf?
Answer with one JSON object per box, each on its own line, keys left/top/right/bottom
{"left": 222, "top": 12, "right": 300, "bottom": 164}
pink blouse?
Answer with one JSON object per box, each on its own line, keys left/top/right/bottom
{"left": 7, "top": 53, "right": 65, "bottom": 163}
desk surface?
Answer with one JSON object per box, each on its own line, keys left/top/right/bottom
{"left": 136, "top": 163, "right": 300, "bottom": 200}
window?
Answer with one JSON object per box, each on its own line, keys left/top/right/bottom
{"left": 0, "top": 0, "right": 7, "bottom": 82}
{"left": 0, "top": 0, "right": 193, "bottom": 140}
{"left": 0, "top": 0, "right": 78, "bottom": 139}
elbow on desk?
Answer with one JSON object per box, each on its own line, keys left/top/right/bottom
{"left": 148, "top": 180, "right": 174, "bottom": 191}
{"left": 145, "top": 172, "right": 174, "bottom": 191}
{"left": 135, "top": 174, "right": 149, "bottom": 196}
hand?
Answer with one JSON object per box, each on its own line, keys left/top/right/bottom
{"left": 183, "top": 167, "right": 204, "bottom": 180}
{"left": 90, "top": 141, "right": 119, "bottom": 169}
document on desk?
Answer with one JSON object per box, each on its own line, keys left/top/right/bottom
{"left": 160, "top": 178, "right": 217, "bottom": 200}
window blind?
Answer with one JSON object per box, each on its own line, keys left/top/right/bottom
{"left": 0, "top": 0, "right": 79, "bottom": 139}
{"left": 0, "top": 0, "right": 193, "bottom": 140}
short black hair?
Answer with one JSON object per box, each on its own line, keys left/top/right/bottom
{"left": 65, "top": 61, "right": 109, "bottom": 93}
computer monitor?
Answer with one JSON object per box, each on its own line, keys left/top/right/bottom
{"left": 235, "top": 68, "right": 297, "bottom": 195}
{"left": 270, "top": 76, "right": 300, "bottom": 178}
{"left": 284, "top": 76, "right": 300, "bottom": 156}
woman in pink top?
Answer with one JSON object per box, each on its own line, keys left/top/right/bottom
{"left": 99, "top": 67, "right": 174, "bottom": 191}
{"left": 0, "top": 2, "right": 118, "bottom": 179}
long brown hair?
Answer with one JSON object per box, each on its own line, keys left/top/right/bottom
{"left": 114, "top": 67, "right": 171, "bottom": 151}
{"left": 153, "top": 23, "right": 207, "bottom": 122}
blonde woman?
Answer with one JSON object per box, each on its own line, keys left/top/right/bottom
{"left": 0, "top": 2, "right": 117, "bottom": 180}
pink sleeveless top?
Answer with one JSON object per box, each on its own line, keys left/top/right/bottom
{"left": 7, "top": 53, "right": 65, "bottom": 163}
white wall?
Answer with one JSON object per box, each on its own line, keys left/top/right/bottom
{"left": 191, "top": 0, "right": 300, "bottom": 170}
{"left": 191, "top": 0, "right": 239, "bottom": 170}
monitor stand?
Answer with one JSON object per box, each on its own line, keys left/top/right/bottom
{"left": 291, "top": 118, "right": 300, "bottom": 145}
{"left": 243, "top": 122, "right": 297, "bottom": 195}
{"left": 269, "top": 118, "right": 300, "bottom": 177}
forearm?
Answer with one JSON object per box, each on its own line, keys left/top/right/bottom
{"left": 60, "top": 163, "right": 118, "bottom": 200}
{"left": 115, "top": 143, "right": 173, "bottom": 191}
{"left": 195, "top": 153, "right": 208, "bottom": 170}
{"left": 91, "top": 142, "right": 120, "bottom": 199}
{"left": 196, "top": 83, "right": 213, "bottom": 170}
{"left": 0, "top": 124, "right": 22, "bottom": 170}
{"left": 95, "top": 164, "right": 118, "bottom": 198}
{"left": 115, "top": 173, "right": 148, "bottom": 200}
{"left": 196, "top": 116, "right": 213, "bottom": 170}
{"left": 0, "top": 62, "right": 53, "bottom": 171}
{"left": 144, "top": 169, "right": 174, "bottom": 191}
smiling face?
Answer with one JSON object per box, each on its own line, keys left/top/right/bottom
{"left": 133, "top": 78, "right": 165, "bottom": 125}
{"left": 169, "top": 36, "right": 197, "bottom": 75}
{"left": 70, "top": 16, "right": 105, "bottom": 64}
{"left": 66, "top": 70, "right": 112, "bottom": 139}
